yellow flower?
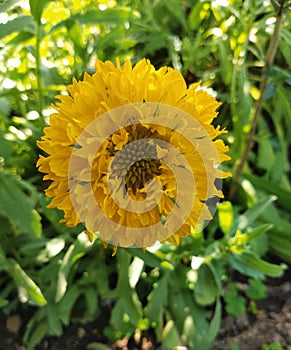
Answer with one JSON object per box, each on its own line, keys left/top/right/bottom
{"left": 37, "top": 58, "right": 231, "bottom": 253}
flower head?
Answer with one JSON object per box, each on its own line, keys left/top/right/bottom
{"left": 37, "top": 58, "right": 230, "bottom": 252}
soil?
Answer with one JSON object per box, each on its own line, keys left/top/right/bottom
{"left": 1, "top": 268, "right": 290, "bottom": 350}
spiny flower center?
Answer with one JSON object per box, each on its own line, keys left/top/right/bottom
{"left": 109, "top": 124, "right": 164, "bottom": 194}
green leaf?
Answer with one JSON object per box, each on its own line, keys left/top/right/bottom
{"left": 257, "top": 138, "right": 275, "bottom": 171}
{"left": 0, "top": 16, "right": 34, "bottom": 40}
{"left": 29, "top": 0, "right": 51, "bottom": 24}
{"left": 161, "top": 320, "right": 181, "bottom": 349}
{"left": 246, "top": 279, "right": 266, "bottom": 300}
{"left": 188, "top": 2, "right": 204, "bottom": 30}
{"left": 24, "top": 318, "right": 48, "bottom": 350}
{"left": 229, "top": 252, "right": 286, "bottom": 278}
{"left": 55, "top": 234, "right": 92, "bottom": 302}
{"left": 164, "top": 0, "right": 189, "bottom": 34}
{"left": 207, "top": 298, "right": 221, "bottom": 342}
{"left": 0, "top": 172, "right": 37, "bottom": 235}
{"left": 145, "top": 272, "right": 170, "bottom": 321}
{"left": 0, "top": 0, "right": 22, "bottom": 12}
{"left": 268, "top": 235, "right": 291, "bottom": 263}
{"left": 126, "top": 248, "right": 162, "bottom": 268}
{"left": 230, "top": 195, "right": 276, "bottom": 236}
{"left": 194, "top": 264, "right": 218, "bottom": 306}
{"left": 244, "top": 224, "right": 273, "bottom": 242}
{"left": 5, "top": 31, "right": 34, "bottom": 47}
{"left": 73, "top": 7, "right": 140, "bottom": 24}
{"left": 50, "top": 7, "right": 140, "bottom": 32}
{"left": 47, "top": 303, "right": 63, "bottom": 335}
{"left": 83, "top": 287, "right": 99, "bottom": 320}
{"left": 0, "top": 296, "right": 8, "bottom": 307}
{"left": 0, "top": 129, "right": 13, "bottom": 161}
{"left": 244, "top": 174, "right": 291, "bottom": 211}
{"left": 6, "top": 259, "right": 47, "bottom": 306}
{"left": 0, "top": 97, "right": 11, "bottom": 115}
{"left": 224, "top": 284, "right": 246, "bottom": 316}
{"left": 58, "top": 285, "right": 82, "bottom": 325}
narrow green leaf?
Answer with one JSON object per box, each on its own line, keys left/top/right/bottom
{"left": 245, "top": 224, "right": 273, "bottom": 242}
{"left": 229, "top": 252, "right": 286, "bottom": 278}
{"left": 145, "top": 272, "right": 170, "bottom": 321}
{"left": 25, "top": 319, "right": 48, "bottom": 350}
{"left": 268, "top": 235, "right": 291, "bottom": 263}
{"left": 6, "top": 259, "right": 47, "bottom": 306}
{"left": 0, "top": 16, "right": 34, "bottom": 39}
{"left": 207, "top": 298, "right": 221, "bottom": 341}
{"left": 244, "top": 174, "right": 291, "bottom": 211}
{"left": 55, "top": 234, "right": 91, "bottom": 302}
{"left": 58, "top": 285, "right": 82, "bottom": 325}
{"left": 5, "top": 31, "right": 34, "bottom": 47}
{"left": 0, "top": 0, "right": 22, "bottom": 12}
{"left": 50, "top": 7, "right": 140, "bottom": 33}
{"left": 229, "top": 195, "right": 276, "bottom": 236}
{"left": 161, "top": 320, "right": 181, "bottom": 349}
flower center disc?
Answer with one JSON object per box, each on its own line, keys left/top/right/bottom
{"left": 109, "top": 124, "right": 163, "bottom": 195}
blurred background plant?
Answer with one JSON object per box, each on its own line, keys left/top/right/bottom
{"left": 0, "top": 0, "right": 291, "bottom": 349}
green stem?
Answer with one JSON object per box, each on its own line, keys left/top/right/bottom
{"left": 228, "top": 2, "right": 285, "bottom": 200}
{"left": 35, "top": 20, "right": 44, "bottom": 126}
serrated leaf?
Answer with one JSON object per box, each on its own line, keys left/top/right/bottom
{"left": 246, "top": 279, "right": 266, "bottom": 300}
{"left": 224, "top": 283, "right": 246, "bottom": 316}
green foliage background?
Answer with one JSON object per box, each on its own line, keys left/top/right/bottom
{"left": 0, "top": 0, "right": 291, "bottom": 349}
